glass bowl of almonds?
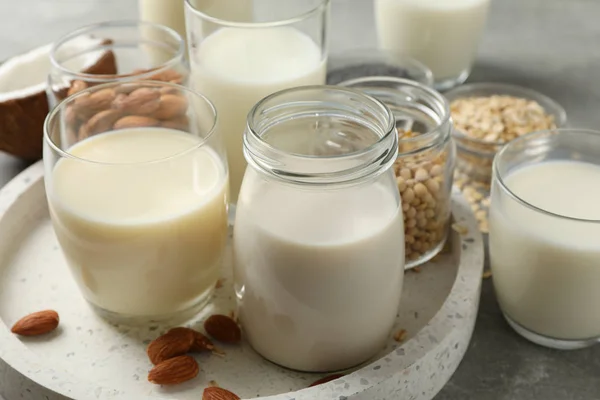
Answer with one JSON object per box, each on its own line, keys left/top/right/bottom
{"left": 446, "top": 82, "right": 567, "bottom": 186}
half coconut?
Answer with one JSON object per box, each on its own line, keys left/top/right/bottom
{"left": 0, "top": 36, "right": 116, "bottom": 160}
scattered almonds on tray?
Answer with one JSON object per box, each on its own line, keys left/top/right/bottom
{"left": 11, "top": 310, "right": 60, "bottom": 337}
{"left": 203, "top": 386, "right": 241, "bottom": 400}
{"left": 450, "top": 95, "right": 556, "bottom": 143}
{"left": 145, "top": 314, "right": 241, "bottom": 386}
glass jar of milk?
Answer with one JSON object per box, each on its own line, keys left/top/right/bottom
{"left": 185, "top": 0, "right": 329, "bottom": 208}
{"left": 234, "top": 86, "right": 404, "bottom": 372}
{"left": 490, "top": 129, "right": 600, "bottom": 350}
{"left": 374, "top": 0, "right": 491, "bottom": 91}
{"left": 339, "top": 77, "right": 455, "bottom": 269}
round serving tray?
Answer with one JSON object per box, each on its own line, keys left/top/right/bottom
{"left": 0, "top": 161, "right": 484, "bottom": 400}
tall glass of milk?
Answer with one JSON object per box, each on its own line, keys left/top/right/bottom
{"left": 234, "top": 86, "right": 404, "bottom": 372}
{"left": 43, "top": 81, "right": 229, "bottom": 324}
{"left": 374, "top": 0, "right": 491, "bottom": 91}
{"left": 184, "top": 0, "right": 330, "bottom": 209}
{"left": 489, "top": 129, "right": 600, "bottom": 350}
{"left": 139, "top": 0, "right": 255, "bottom": 49}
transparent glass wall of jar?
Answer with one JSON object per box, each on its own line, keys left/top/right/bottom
{"left": 44, "top": 81, "right": 228, "bottom": 324}
{"left": 339, "top": 77, "right": 455, "bottom": 269}
{"left": 185, "top": 0, "right": 330, "bottom": 207}
{"left": 234, "top": 86, "right": 404, "bottom": 372}
{"left": 47, "top": 20, "right": 189, "bottom": 109}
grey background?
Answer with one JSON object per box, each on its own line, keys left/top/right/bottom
{"left": 0, "top": 0, "right": 599, "bottom": 399}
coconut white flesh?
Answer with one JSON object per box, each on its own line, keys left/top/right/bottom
{"left": 0, "top": 36, "right": 108, "bottom": 102}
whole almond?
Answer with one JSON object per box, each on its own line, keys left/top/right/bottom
{"left": 112, "top": 88, "right": 160, "bottom": 115}
{"left": 151, "top": 69, "right": 182, "bottom": 83}
{"left": 147, "top": 327, "right": 195, "bottom": 365}
{"left": 11, "top": 310, "right": 60, "bottom": 336}
{"left": 190, "top": 330, "right": 214, "bottom": 353}
{"left": 75, "top": 88, "right": 116, "bottom": 112}
{"left": 308, "top": 373, "right": 345, "bottom": 387}
{"left": 204, "top": 314, "right": 241, "bottom": 344}
{"left": 115, "top": 82, "right": 142, "bottom": 95}
{"left": 83, "top": 109, "right": 123, "bottom": 137}
{"left": 113, "top": 115, "right": 159, "bottom": 130}
{"left": 203, "top": 387, "right": 241, "bottom": 400}
{"left": 155, "top": 94, "right": 188, "bottom": 120}
{"left": 161, "top": 115, "right": 190, "bottom": 131}
{"left": 67, "top": 80, "right": 88, "bottom": 96}
{"left": 148, "top": 355, "right": 199, "bottom": 385}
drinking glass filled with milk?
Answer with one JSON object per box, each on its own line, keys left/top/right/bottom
{"left": 234, "top": 86, "right": 405, "bottom": 372}
{"left": 375, "top": 0, "right": 491, "bottom": 91}
{"left": 43, "top": 81, "right": 229, "bottom": 323}
{"left": 184, "top": 0, "right": 329, "bottom": 207}
{"left": 489, "top": 129, "right": 600, "bottom": 350}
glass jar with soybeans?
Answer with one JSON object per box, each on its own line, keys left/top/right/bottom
{"left": 339, "top": 77, "right": 454, "bottom": 268}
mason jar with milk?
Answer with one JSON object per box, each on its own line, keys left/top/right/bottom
{"left": 233, "top": 86, "right": 405, "bottom": 372}
{"left": 375, "top": 0, "right": 491, "bottom": 90}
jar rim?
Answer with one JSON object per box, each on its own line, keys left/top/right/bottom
{"left": 338, "top": 76, "right": 451, "bottom": 150}
{"left": 184, "top": 0, "right": 330, "bottom": 29}
{"left": 44, "top": 81, "right": 218, "bottom": 166}
{"left": 245, "top": 85, "right": 398, "bottom": 185}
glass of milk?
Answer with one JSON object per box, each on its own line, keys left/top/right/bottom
{"left": 184, "top": 0, "right": 330, "bottom": 209}
{"left": 489, "top": 129, "right": 600, "bottom": 350}
{"left": 234, "top": 86, "right": 404, "bottom": 372}
{"left": 139, "top": 0, "right": 256, "bottom": 50}
{"left": 43, "top": 81, "right": 229, "bottom": 324}
{"left": 48, "top": 20, "right": 189, "bottom": 109}
{"left": 374, "top": 0, "right": 491, "bottom": 91}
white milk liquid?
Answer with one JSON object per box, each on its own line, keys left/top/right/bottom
{"left": 47, "top": 128, "right": 229, "bottom": 317}
{"left": 233, "top": 170, "right": 404, "bottom": 371}
{"left": 375, "top": 0, "right": 490, "bottom": 81}
{"left": 191, "top": 27, "right": 326, "bottom": 203}
{"left": 490, "top": 160, "right": 600, "bottom": 340}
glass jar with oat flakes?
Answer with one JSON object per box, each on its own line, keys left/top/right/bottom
{"left": 339, "top": 77, "right": 454, "bottom": 268}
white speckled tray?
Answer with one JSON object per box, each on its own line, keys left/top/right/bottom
{"left": 0, "top": 162, "right": 483, "bottom": 400}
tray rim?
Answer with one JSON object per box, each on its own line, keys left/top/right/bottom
{"left": 0, "top": 161, "right": 484, "bottom": 400}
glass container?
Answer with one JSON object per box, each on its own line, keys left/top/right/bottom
{"left": 43, "top": 81, "right": 228, "bottom": 324}
{"left": 185, "top": 0, "right": 330, "bottom": 206}
{"left": 340, "top": 76, "right": 455, "bottom": 269}
{"left": 233, "top": 86, "right": 404, "bottom": 372}
{"left": 490, "top": 129, "right": 600, "bottom": 350}
{"left": 374, "top": 0, "right": 491, "bottom": 90}
{"left": 48, "top": 20, "right": 189, "bottom": 109}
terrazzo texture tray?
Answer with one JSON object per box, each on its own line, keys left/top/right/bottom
{"left": 0, "top": 162, "right": 484, "bottom": 400}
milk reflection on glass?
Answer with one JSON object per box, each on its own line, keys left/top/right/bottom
{"left": 43, "top": 82, "right": 228, "bottom": 323}
{"left": 185, "top": 0, "right": 329, "bottom": 205}
{"left": 234, "top": 87, "right": 404, "bottom": 372}
{"left": 375, "top": 0, "right": 490, "bottom": 90}
{"left": 489, "top": 129, "right": 600, "bottom": 349}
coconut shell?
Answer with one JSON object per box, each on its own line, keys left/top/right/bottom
{"left": 0, "top": 46, "right": 117, "bottom": 160}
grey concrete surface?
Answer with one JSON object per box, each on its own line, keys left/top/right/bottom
{"left": 0, "top": 0, "right": 599, "bottom": 399}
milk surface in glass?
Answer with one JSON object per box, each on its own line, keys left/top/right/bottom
{"left": 375, "top": 0, "right": 490, "bottom": 82}
{"left": 490, "top": 160, "right": 600, "bottom": 340}
{"left": 47, "top": 127, "right": 229, "bottom": 317}
{"left": 191, "top": 27, "right": 326, "bottom": 203}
